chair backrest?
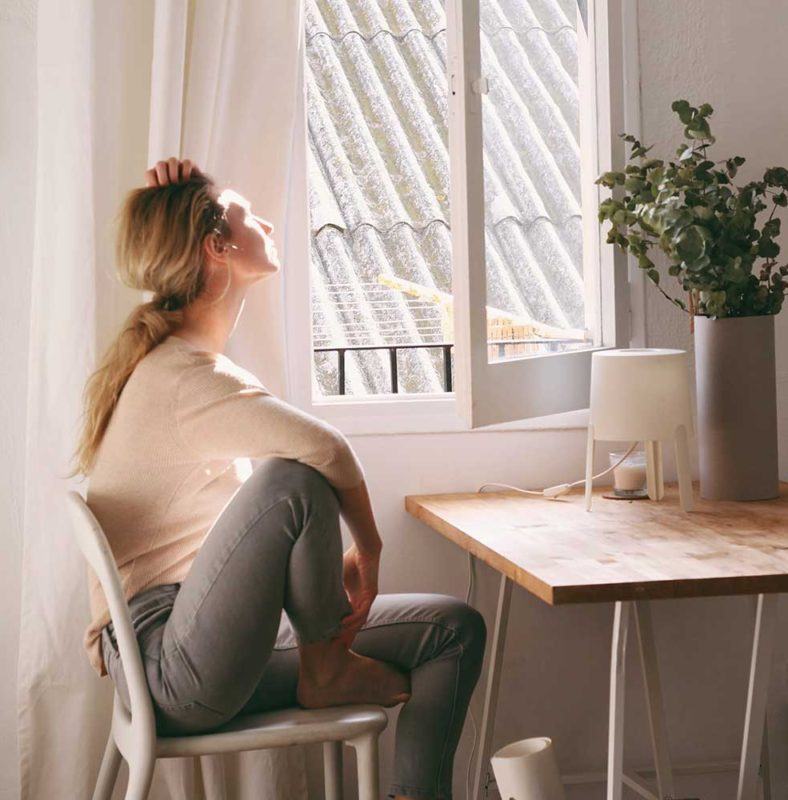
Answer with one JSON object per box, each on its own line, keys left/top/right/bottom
{"left": 65, "top": 490, "right": 156, "bottom": 737}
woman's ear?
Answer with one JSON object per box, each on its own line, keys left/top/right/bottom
{"left": 203, "top": 231, "right": 229, "bottom": 262}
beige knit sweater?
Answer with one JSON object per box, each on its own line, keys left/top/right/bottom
{"left": 84, "top": 334, "right": 365, "bottom": 677}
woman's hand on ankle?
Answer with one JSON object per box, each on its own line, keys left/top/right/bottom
{"left": 339, "top": 543, "right": 380, "bottom": 642}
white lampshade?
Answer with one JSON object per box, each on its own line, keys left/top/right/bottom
{"left": 589, "top": 349, "right": 693, "bottom": 441}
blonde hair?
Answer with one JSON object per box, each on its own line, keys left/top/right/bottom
{"left": 66, "top": 170, "right": 232, "bottom": 479}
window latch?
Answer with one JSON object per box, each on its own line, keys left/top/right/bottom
{"left": 471, "top": 76, "right": 489, "bottom": 95}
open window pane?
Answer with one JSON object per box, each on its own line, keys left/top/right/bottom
{"left": 449, "top": 0, "right": 624, "bottom": 428}
{"left": 479, "top": 0, "right": 593, "bottom": 364}
{"left": 305, "top": 0, "right": 453, "bottom": 398}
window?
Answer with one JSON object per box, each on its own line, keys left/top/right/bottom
{"left": 289, "top": 0, "right": 632, "bottom": 432}
{"left": 305, "top": 1, "right": 452, "bottom": 398}
{"left": 449, "top": 0, "right": 629, "bottom": 427}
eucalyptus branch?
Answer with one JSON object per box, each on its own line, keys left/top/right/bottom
{"left": 653, "top": 279, "right": 690, "bottom": 314}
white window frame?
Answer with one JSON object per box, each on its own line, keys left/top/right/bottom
{"left": 284, "top": 0, "right": 642, "bottom": 436}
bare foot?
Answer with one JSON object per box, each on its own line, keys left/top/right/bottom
{"left": 297, "top": 638, "right": 411, "bottom": 709}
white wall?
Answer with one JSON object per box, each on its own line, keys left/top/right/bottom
{"left": 636, "top": 0, "right": 788, "bottom": 480}
{"left": 1, "top": 2, "right": 786, "bottom": 799}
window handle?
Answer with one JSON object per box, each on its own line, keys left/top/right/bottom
{"left": 471, "top": 76, "right": 489, "bottom": 95}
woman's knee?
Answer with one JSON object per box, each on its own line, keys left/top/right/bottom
{"left": 433, "top": 595, "right": 487, "bottom": 656}
{"left": 458, "top": 602, "right": 487, "bottom": 655}
{"left": 250, "top": 457, "right": 339, "bottom": 509}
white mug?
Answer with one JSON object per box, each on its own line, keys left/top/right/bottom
{"left": 490, "top": 737, "right": 566, "bottom": 800}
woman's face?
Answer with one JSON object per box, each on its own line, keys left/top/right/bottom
{"left": 212, "top": 188, "right": 280, "bottom": 280}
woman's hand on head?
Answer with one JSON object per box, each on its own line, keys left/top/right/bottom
{"left": 338, "top": 543, "right": 380, "bottom": 646}
{"left": 145, "top": 157, "right": 201, "bottom": 187}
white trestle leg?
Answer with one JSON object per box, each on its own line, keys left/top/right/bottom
{"left": 472, "top": 568, "right": 512, "bottom": 800}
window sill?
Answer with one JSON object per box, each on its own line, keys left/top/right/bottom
{"left": 303, "top": 392, "right": 590, "bottom": 436}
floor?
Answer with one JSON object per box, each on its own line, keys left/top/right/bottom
{"left": 560, "top": 771, "right": 741, "bottom": 800}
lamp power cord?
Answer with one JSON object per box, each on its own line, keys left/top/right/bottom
{"left": 476, "top": 441, "right": 640, "bottom": 499}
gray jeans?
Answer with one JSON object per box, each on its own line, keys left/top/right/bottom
{"left": 103, "top": 457, "right": 487, "bottom": 800}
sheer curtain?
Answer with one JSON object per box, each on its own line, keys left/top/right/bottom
{"left": 17, "top": 1, "right": 309, "bottom": 797}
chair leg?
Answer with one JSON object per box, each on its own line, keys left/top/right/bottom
{"left": 93, "top": 734, "right": 122, "bottom": 800}
{"left": 124, "top": 755, "right": 155, "bottom": 800}
{"left": 324, "top": 740, "right": 344, "bottom": 800}
{"left": 349, "top": 731, "right": 380, "bottom": 800}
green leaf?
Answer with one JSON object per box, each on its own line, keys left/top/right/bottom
{"left": 674, "top": 224, "right": 708, "bottom": 263}
{"left": 765, "top": 167, "right": 788, "bottom": 187}
{"left": 612, "top": 209, "right": 628, "bottom": 225}
{"left": 758, "top": 237, "right": 780, "bottom": 258}
{"left": 764, "top": 217, "right": 781, "bottom": 238}
{"left": 598, "top": 198, "right": 620, "bottom": 220}
{"left": 671, "top": 99, "right": 693, "bottom": 124}
{"left": 595, "top": 172, "right": 619, "bottom": 188}
{"left": 638, "top": 253, "right": 654, "bottom": 270}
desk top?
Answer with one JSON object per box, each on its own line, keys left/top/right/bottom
{"left": 405, "top": 483, "right": 788, "bottom": 605}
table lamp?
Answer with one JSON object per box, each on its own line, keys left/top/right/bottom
{"left": 584, "top": 349, "right": 694, "bottom": 512}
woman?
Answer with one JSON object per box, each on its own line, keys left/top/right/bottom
{"left": 69, "top": 156, "right": 487, "bottom": 800}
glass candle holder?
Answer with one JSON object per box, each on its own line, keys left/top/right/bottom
{"left": 609, "top": 450, "right": 648, "bottom": 498}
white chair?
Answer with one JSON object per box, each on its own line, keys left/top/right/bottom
{"left": 66, "top": 490, "right": 388, "bottom": 800}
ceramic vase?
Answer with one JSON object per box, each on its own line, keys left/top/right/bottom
{"left": 693, "top": 314, "right": 779, "bottom": 501}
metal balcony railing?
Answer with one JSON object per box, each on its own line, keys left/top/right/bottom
{"left": 313, "top": 339, "right": 583, "bottom": 395}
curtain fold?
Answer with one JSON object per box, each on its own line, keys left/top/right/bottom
{"left": 177, "top": 0, "right": 305, "bottom": 396}
{"left": 17, "top": 1, "right": 309, "bottom": 796}
{"left": 17, "top": 3, "right": 108, "bottom": 797}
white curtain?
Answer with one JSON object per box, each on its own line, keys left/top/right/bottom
{"left": 17, "top": 0, "right": 309, "bottom": 797}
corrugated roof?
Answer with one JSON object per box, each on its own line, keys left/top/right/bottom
{"left": 306, "top": 0, "right": 585, "bottom": 396}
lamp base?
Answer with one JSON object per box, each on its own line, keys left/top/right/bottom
{"left": 585, "top": 425, "right": 694, "bottom": 513}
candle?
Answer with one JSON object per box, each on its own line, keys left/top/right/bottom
{"left": 610, "top": 450, "right": 647, "bottom": 496}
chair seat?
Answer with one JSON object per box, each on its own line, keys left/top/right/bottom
{"left": 155, "top": 704, "right": 388, "bottom": 758}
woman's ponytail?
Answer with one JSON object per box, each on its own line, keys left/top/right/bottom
{"left": 66, "top": 172, "right": 229, "bottom": 479}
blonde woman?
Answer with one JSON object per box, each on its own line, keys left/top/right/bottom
{"left": 69, "top": 157, "right": 487, "bottom": 800}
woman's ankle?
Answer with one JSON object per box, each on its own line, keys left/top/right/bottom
{"left": 298, "top": 635, "right": 349, "bottom": 684}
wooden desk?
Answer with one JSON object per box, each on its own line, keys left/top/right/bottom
{"left": 406, "top": 483, "right": 788, "bottom": 800}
